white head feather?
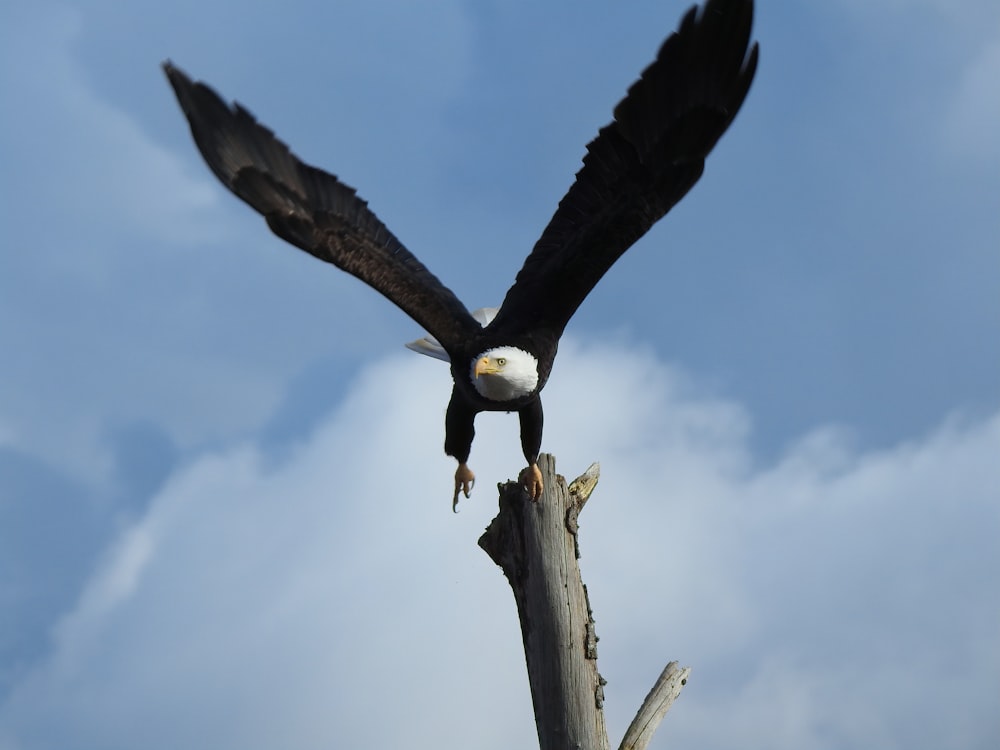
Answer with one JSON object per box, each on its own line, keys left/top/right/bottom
{"left": 470, "top": 346, "right": 539, "bottom": 402}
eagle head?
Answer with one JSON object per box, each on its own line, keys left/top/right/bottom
{"left": 471, "top": 347, "right": 539, "bottom": 401}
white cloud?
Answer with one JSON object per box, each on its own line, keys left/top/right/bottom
{"left": 0, "top": 4, "right": 226, "bottom": 275}
{"left": 947, "top": 28, "right": 1000, "bottom": 162}
{"left": 1, "top": 342, "right": 996, "bottom": 750}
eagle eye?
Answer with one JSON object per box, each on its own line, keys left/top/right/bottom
{"left": 497, "top": 357, "right": 506, "bottom": 366}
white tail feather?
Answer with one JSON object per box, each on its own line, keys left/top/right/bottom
{"left": 404, "top": 307, "right": 499, "bottom": 363}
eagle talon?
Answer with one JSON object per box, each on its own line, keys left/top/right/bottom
{"left": 519, "top": 463, "right": 544, "bottom": 501}
{"left": 453, "top": 463, "right": 476, "bottom": 511}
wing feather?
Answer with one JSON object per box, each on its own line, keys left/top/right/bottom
{"left": 163, "top": 62, "right": 478, "bottom": 352}
{"left": 489, "top": 0, "right": 759, "bottom": 338}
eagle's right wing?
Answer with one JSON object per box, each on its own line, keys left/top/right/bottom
{"left": 489, "top": 0, "right": 758, "bottom": 340}
{"left": 164, "top": 63, "right": 479, "bottom": 354}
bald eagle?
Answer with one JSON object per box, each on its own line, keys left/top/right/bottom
{"left": 164, "top": 0, "right": 758, "bottom": 509}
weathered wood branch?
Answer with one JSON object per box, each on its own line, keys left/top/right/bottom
{"left": 479, "top": 454, "right": 689, "bottom": 750}
{"left": 619, "top": 662, "right": 691, "bottom": 750}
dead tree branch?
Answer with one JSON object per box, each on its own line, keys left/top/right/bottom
{"left": 479, "top": 454, "right": 688, "bottom": 750}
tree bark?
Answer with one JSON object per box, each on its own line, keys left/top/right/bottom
{"left": 480, "top": 455, "right": 690, "bottom": 750}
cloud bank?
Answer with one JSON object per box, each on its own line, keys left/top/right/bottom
{"left": 1, "top": 342, "right": 996, "bottom": 750}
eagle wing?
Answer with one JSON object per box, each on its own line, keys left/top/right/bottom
{"left": 488, "top": 0, "right": 759, "bottom": 339}
{"left": 164, "top": 63, "right": 479, "bottom": 354}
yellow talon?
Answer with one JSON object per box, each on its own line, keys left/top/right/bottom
{"left": 453, "top": 463, "right": 476, "bottom": 512}
{"left": 519, "top": 463, "right": 544, "bottom": 501}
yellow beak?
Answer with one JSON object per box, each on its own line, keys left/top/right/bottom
{"left": 474, "top": 356, "right": 495, "bottom": 379}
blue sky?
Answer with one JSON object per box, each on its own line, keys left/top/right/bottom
{"left": 1, "top": 0, "right": 998, "bottom": 748}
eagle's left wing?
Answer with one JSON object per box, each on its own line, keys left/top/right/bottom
{"left": 164, "top": 63, "right": 480, "bottom": 355}
{"left": 488, "top": 0, "right": 758, "bottom": 340}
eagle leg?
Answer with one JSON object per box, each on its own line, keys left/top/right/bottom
{"left": 517, "top": 400, "right": 544, "bottom": 501}
{"left": 519, "top": 463, "right": 543, "bottom": 501}
{"left": 453, "top": 462, "right": 475, "bottom": 512}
